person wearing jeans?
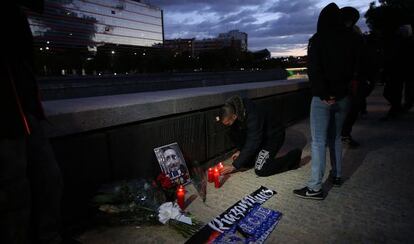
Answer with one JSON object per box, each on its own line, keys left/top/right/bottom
{"left": 307, "top": 97, "right": 349, "bottom": 192}
{"left": 293, "top": 3, "right": 361, "bottom": 200}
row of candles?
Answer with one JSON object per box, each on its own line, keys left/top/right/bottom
{"left": 175, "top": 162, "right": 224, "bottom": 210}
{"left": 208, "top": 162, "right": 224, "bottom": 188}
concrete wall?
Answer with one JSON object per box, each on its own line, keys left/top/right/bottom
{"left": 43, "top": 79, "right": 311, "bottom": 224}
{"left": 39, "top": 69, "right": 287, "bottom": 100}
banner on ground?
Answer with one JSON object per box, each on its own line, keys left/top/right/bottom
{"left": 213, "top": 205, "right": 282, "bottom": 244}
{"left": 185, "top": 186, "right": 277, "bottom": 244}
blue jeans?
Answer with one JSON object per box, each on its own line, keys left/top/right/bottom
{"left": 308, "top": 96, "right": 350, "bottom": 191}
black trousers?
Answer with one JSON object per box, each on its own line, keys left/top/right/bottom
{"left": 0, "top": 115, "right": 63, "bottom": 244}
{"left": 404, "top": 80, "right": 414, "bottom": 107}
{"left": 342, "top": 94, "right": 364, "bottom": 137}
{"left": 384, "top": 78, "right": 404, "bottom": 113}
{"left": 342, "top": 81, "right": 373, "bottom": 137}
{"left": 253, "top": 131, "right": 301, "bottom": 177}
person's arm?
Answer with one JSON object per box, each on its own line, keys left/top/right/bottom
{"left": 351, "top": 33, "right": 365, "bottom": 97}
{"left": 226, "top": 127, "right": 243, "bottom": 151}
{"left": 232, "top": 107, "right": 263, "bottom": 170}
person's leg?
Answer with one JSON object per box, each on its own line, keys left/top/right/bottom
{"left": 327, "top": 97, "right": 350, "bottom": 181}
{"left": 307, "top": 97, "right": 330, "bottom": 192}
{"left": 341, "top": 96, "right": 359, "bottom": 137}
{"left": 342, "top": 83, "right": 365, "bottom": 146}
{"left": 26, "top": 115, "right": 63, "bottom": 243}
{"left": 360, "top": 97, "right": 368, "bottom": 115}
{"left": 254, "top": 130, "right": 285, "bottom": 177}
{"left": 403, "top": 80, "right": 414, "bottom": 110}
{"left": 0, "top": 137, "right": 31, "bottom": 244}
{"left": 384, "top": 79, "right": 403, "bottom": 117}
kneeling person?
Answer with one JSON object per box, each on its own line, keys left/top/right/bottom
{"left": 217, "top": 96, "right": 302, "bottom": 176}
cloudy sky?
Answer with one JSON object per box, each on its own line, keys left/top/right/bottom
{"left": 150, "top": 0, "right": 376, "bottom": 57}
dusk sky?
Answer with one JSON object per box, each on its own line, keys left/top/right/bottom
{"left": 150, "top": 0, "right": 376, "bottom": 57}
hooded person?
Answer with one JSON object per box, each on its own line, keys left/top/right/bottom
{"left": 340, "top": 6, "right": 379, "bottom": 148}
{"left": 217, "top": 96, "right": 302, "bottom": 177}
{"left": 341, "top": 6, "right": 360, "bottom": 28}
{"left": 293, "top": 3, "right": 361, "bottom": 200}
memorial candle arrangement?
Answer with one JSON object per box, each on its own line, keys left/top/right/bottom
{"left": 214, "top": 168, "right": 220, "bottom": 188}
{"left": 206, "top": 162, "right": 225, "bottom": 188}
{"left": 208, "top": 167, "right": 214, "bottom": 183}
{"left": 176, "top": 185, "right": 185, "bottom": 209}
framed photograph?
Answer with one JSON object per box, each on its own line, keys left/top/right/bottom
{"left": 154, "top": 142, "right": 191, "bottom": 186}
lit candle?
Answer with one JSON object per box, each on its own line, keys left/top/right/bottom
{"left": 176, "top": 185, "right": 185, "bottom": 209}
{"left": 208, "top": 168, "right": 214, "bottom": 183}
{"left": 214, "top": 168, "right": 220, "bottom": 188}
{"left": 217, "top": 162, "right": 224, "bottom": 171}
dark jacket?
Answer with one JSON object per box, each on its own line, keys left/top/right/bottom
{"left": 1, "top": 3, "right": 45, "bottom": 138}
{"left": 308, "top": 3, "right": 362, "bottom": 100}
{"left": 226, "top": 97, "right": 284, "bottom": 169}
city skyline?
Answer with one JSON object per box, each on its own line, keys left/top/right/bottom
{"left": 151, "top": 0, "right": 375, "bottom": 57}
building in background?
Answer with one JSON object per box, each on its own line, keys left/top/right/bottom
{"left": 193, "top": 38, "right": 242, "bottom": 56}
{"left": 163, "top": 38, "right": 195, "bottom": 57}
{"left": 252, "top": 49, "right": 271, "bottom": 60}
{"left": 165, "top": 29, "right": 248, "bottom": 57}
{"left": 26, "top": 0, "right": 164, "bottom": 76}
{"left": 218, "top": 30, "right": 248, "bottom": 52}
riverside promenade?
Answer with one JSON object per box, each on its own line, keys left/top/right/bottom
{"left": 79, "top": 87, "right": 414, "bottom": 244}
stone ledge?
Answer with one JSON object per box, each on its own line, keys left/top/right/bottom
{"left": 43, "top": 79, "right": 309, "bottom": 137}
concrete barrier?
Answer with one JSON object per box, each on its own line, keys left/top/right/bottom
{"left": 44, "top": 79, "right": 308, "bottom": 137}
{"left": 39, "top": 68, "right": 288, "bottom": 100}
{"left": 44, "top": 78, "right": 310, "bottom": 224}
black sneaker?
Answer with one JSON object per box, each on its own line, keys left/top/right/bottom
{"left": 332, "top": 177, "right": 342, "bottom": 187}
{"left": 293, "top": 187, "right": 324, "bottom": 200}
{"left": 342, "top": 136, "right": 360, "bottom": 148}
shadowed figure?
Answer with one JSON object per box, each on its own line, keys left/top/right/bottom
{"left": 293, "top": 3, "right": 362, "bottom": 200}
{"left": 0, "top": 1, "right": 66, "bottom": 243}
{"left": 217, "top": 96, "right": 303, "bottom": 177}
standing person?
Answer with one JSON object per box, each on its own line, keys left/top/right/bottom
{"left": 217, "top": 96, "right": 302, "bottom": 177}
{"left": 401, "top": 25, "right": 413, "bottom": 112}
{"left": 340, "top": 6, "right": 364, "bottom": 148}
{"left": 340, "top": 7, "right": 379, "bottom": 148}
{"left": 0, "top": 1, "right": 65, "bottom": 243}
{"left": 293, "top": 3, "right": 360, "bottom": 200}
{"left": 381, "top": 23, "right": 407, "bottom": 120}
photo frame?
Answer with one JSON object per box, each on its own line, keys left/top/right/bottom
{"left": 154, "top": 142, "right": 191, "bottom": 186}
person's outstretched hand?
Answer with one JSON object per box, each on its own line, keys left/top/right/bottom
{"left": 221, "top": 165, "right": 236, "bottom": 175}
{"left": 231, "top": 151, "right": 240, "bottom": 161}
{"left": 323, "top": 96, "right": 336, "bottom": 105}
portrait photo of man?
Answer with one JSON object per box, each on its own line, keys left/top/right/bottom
{"left": 154, "top": 143, "right": 191, "bottom": 185}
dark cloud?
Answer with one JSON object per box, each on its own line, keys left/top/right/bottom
{"left": 267, "top": 0, "right": 316, "bottom": 14}
{"left": 251, "top": 9, "right": 319, "bottom": 37}
{"left": 151, "top": 0, "right": 371, "bottom": 56}
{"left": 250, "top": 34, "right": 312, "bottom": 48}
{"left": 217, "top": 9, "right": 258, "bottom": 25}
{"left": 150, "top": 0, "right": 267, "bottom": 13}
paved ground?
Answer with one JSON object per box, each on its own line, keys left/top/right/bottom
{"left": 80, "top": 88, "right": 414, "bottom": 243}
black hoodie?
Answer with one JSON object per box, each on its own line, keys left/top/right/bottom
{"left": 308, "top": 3, "right": 362, "bottom": 100}
{"left": 225, "top": 97, "right": 284, "bottom": 169}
